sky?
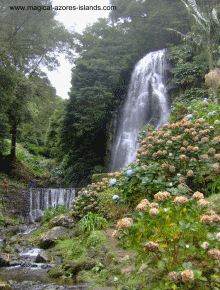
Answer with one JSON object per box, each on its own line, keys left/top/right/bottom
{"left": 45, "top": 0, "right": 111, "bottom": 99}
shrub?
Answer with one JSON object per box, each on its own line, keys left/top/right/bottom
{"left": 72, "top": 177, "right": 112, "bottom": 217}
{"left": 98, "top": 188, "right": 130, "bottom": 221}
{"left": 114, "top": 191, "right": 220, "bottom": 289}
{"left": 108, "top": 101, "right": 220, "bottom": 205}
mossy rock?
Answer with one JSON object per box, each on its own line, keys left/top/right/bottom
{"left": 92, "top": 173, "right": 109, "bottom": 183}
{"left": 48, "top": 266, "right": 64, "bottom": 278}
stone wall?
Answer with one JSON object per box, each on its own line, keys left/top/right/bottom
{"left": 0, "top": 186, "right": 30, "bottom": 215}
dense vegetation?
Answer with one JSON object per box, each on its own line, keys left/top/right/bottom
{"left": 1, "top": 1, "right": 220, "bottom": 289}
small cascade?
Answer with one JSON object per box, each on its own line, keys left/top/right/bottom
{"left": 110, "top": 49, "right": 170, "bottom": 172}
{"left": 29, "top": 188, "right": 76, "bottom": 222}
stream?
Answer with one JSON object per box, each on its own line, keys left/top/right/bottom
{"left": 0, "top": 224, "right": 88, "bottom": 290}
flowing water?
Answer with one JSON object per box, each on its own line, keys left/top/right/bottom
{"left": 0, "top": 225, "right": 88, "bottom": 290}
{"left": 110, "top": 49, "right": 170, "bottom": 172}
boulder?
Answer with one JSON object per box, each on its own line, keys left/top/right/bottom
{"left": 35, "top": 250, "right": 50, "bottom": 263}
{"left": 39, "top": 226, "right": 71, "bottom": 249}
{"left": 0, "top": 253, "right": 20, "bottom": 267}
{"left": 30, "top": 209, "right": 44, "bottom": 222}
{"left": 50, "top": 214, "right": 75, "bottom": 229}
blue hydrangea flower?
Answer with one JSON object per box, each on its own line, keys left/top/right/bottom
{"left": 126, "top": 169, "right": 134, "bottom": 176}
{"left": 203, "top": 98, "right": 208, "bottom": 102}
{"left": 109, "top": 179, "right": 117, "bottom": 186}
{"left": 112, "top": 195, "right": 119, "bottom": 200}
{"left": 164, "top": 208, "right": 168, "bottom": 213}
{"left": 188, "top": 114, "right": 193, "bottom": 119}
{"left": 212, "top": 111, "right": 216, "bottom": 114}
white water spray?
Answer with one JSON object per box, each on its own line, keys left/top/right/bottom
{"left": 110, "top": 49, "right": 170, "bottom": 172}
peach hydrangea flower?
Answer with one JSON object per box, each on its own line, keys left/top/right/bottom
{"left": 215, "top": 154, "right": 220, "bottom": 159}
{"left": 166, "top": 140, "right": 172, "bottom": 145}
{"left": 212, "top": 163, "right": 219, "bottom": 170}
{"left": 208, "top": 148, "right": 216, "bottom": 154}
{"left": 149, "top": 203, "right": 159, "bottom": 208}
{"left": 180, "top": 155, "right": 187, "bottom": 160}
{"left": 145, "top": 241, "right": 159, "bottom": 251}
{"left": 136, "top": 202, "right": 148, "bottom": 211}
{"left": 116, "top": 218, "right": 133, "bottom": 229}
{"left": 201, "top": 242, "right": 210, "bottom": 249}
{"left": 180, "top": 147, "right": 186, "bottom": 151}
{"left": 187, "top": 146, "right": 194, "bottom": 151}
{"left": 211, "top": 214, "right": 220, "bottom": 222}
{"left": 169, "top": 166, "right": 176, "bottom": 172}
{"left": 208, "top": 248, "right": 220, "bottom": 260}
{"left": 216, "top": 232, "right": 220, "bottom": 241}
{"left": 200, "top": 215, "right": 212, "bottom": 224}
{"left": 173, "top": 196, "right": 188, "bottom": 204}
{"left": 187, "top": 170, "right": 194, "bottom": 176}
{"left": 154, "top": 191, "right": 171, "bottom": 200}
{"left": 167, "top": 272, "right": 180, "bottom": 281}
{"left": 181, "top": 270, "right": 194, "bottom": 283}
{"left": 149, "top": 208, "right": 159, "bottom": 216}
{"left": 201, "top": 137, "right": 209, "bottom": 142}
{"left": 179, "top": 177, "right": 185, "bottom": 183}
{"left": 193, "top": 191, "right": 204, "bottom": 199}
{"left": 197, "top": 199, "right": 210, "bottom": 207}
{"left": 162, "top": 163, "right": 168, "bottom": 169}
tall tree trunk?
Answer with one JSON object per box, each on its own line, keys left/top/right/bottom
{"left": 10, "top": 122, "right": 17, "bottom": 160}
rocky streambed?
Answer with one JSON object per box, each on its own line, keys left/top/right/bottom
{"left": 0, "top": 217, "right": 89, "bottom": 290}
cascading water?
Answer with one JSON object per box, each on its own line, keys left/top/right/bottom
{"left": 110, "top": 49, "right": 170, "bottom": 172}
{"left": 29, "top": 188, "right": 76, "bottom": 222}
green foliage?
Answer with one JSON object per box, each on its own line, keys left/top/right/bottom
{"left": 116, "top": 193, "right": 220, "bottom": 289}
{"left": 16, "top": 144, "right": 55, "bottom": 177}
{"left": 98, "top": 188, "right": 130, "bottom": 221}
{"left": 168, "top": 44, "right": 209, "bottom": 103}
{"left": 78, "top": 212, "right": 107, "bottom": 235}
{"left": 41, "top": 205, "right": 69, "bottom": 224}
{"left": 86, "top": 231, "right": 107, "bottom": 249}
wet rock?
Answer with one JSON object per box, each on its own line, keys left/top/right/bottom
{"left": 39, "top": 226, "right": 71, "bottom": 249}
{"left": 13, "top": 244, "right": 23, "bottom": 253}
{"left": 0, "top": 253, "right": 20, "bottom": 267}
{"left": 4, "top": 226, "right": 20, "bottom": 237}
{"left": 35, "top": 250, "right": 50, "bottom": 263}
{"left": 30, "top": 209, "right": 44, "bottom": 223}
{"left": 50, "top": 215, "right": 75, "bottom": 229}
{"left": 0, "top": 253, "right": 10, "bottom": 266}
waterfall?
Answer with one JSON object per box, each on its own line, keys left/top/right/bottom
{"left": 110, "top": 49, "right": 170, "bottom": 172}
{"left": 29, "top": 188, "right": 76, "bottom": 222}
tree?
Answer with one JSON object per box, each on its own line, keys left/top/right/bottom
{"left": 0, "top": 0, "right": 74, "bottom": 159}
{"left": 171, "top": 0, "right": 220, "bottom": 102}
{"left": 109, "top": 0, "right": 190, "bottom": 54}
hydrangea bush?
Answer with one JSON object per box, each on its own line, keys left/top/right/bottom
{"left": 108, "top": 101, "right": 220, "bottom": 204}
{"left": 114, "top": 191, "right": 220, "bottom": 289}
{"left": 72, "top": 178, "right": 112, "bottom": 217}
